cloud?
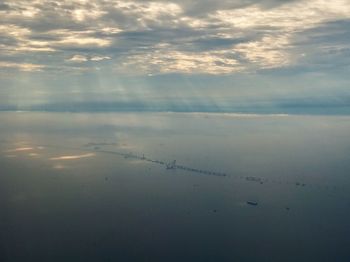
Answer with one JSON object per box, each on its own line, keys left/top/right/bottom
{"left": 0, "top": 3, "right": 10, "bottom": 10}
{"left": 117, "top": 47, "right": 243, "bottom": 75}
{"left": 68, "top": 54, "right": 88, "bottom": 62}
{"left": 68, "top": 54, "right": 111, "bottom": 63}
{"left": 90, "top": 56, "right": 111, "bottom": 61}
{"left": 0, "top": 61, "right": 44, "bottom": 71}
{"left": 0, "top": 0, "right": 349, "bottom": 75}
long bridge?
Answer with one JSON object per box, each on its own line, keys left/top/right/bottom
{"left": 96, "top": 149, "right": 227, "bottom": 177}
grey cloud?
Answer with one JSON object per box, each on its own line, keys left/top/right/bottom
{"left": 0, "top": 3, "right": 10, "bottom": 10}
{"left": 133, "top": 0, "right": 301, "bottom": 16}
{"left": 287, "top": 20, "right": 350, "bottom": 72}
{"left": 0, "top": 0, "right": 350, "bottom": 75}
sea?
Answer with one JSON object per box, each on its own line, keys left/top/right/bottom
{"left": 1, "top": 112, "right": 350, "bottom": 261}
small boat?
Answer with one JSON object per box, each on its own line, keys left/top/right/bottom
{"left": 247, "top": 201, "right": 258, "bottom": 206}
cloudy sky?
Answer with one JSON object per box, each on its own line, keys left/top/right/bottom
{"left": 1, "top": 0, "right": 350, "bottom": 113}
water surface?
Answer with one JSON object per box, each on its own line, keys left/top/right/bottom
{"left": 1, "top": 112, "right": 350, "bottom": 261}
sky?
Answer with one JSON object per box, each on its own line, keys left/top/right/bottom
{"left": 0, "top": 0, "right": 350, "bottom": 113}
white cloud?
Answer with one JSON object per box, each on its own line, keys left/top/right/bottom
{"left": 0, "top": 62, "right": 44, "bottom": 71}
{"left": 235, "top": 34, "right": 292, "bottom": 69}
{"left": 212, "top": 0, "right": 350, "bottom": 69}
{"left": 58, "top": 35, "right": 111, "bottom": 47}
{"left": 72, "top": 8, "right": 106, "bottom": 22}
{"left": 68, "top": 55, "right": 111, "bottom": 62}
{"left": 117, "top": 48, "right": 243, "bottom": 75}
{"left": 69, "top": 55, "right": 88, "bottom": 62}
{"left": 90, "top": 56, "right": 111, "bottom": 61}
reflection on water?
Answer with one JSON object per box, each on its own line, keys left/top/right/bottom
{"left": 5, "top": 147, "right": 34, "bottom": 152}
{"left": 50, "top": 153, "right": 96, "bottom": 161}
{"left": 1, "top": 112, "right": 350, "bottom": 262}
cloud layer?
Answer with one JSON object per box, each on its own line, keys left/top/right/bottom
{"left": 1, "top": 0, "right": 350, "bottom": 114}
{"left": 1, "top": 0, "right": 350, "bottom": 75}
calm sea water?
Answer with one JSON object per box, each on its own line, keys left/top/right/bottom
{"left": 1, "top": 112, "right": 350, "bottom": 261}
